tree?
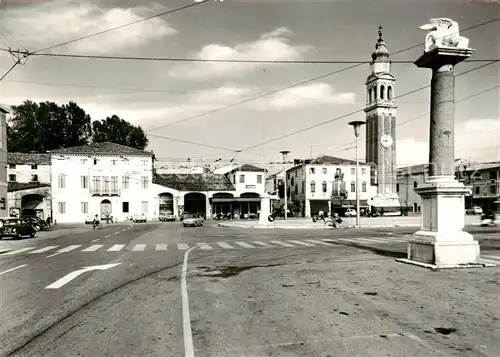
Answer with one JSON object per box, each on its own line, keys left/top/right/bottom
{"left": 7, "top": 100, "right": 92, "bottom": 153}
{"left": 92, "top": 114, "right": 148, "bottom": 150}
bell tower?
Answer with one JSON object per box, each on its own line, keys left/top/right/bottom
{"left": 364, "top": 26, "right": 400, "bottom": 210}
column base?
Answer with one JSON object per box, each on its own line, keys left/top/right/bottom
{"left": 396, "top": 231, "right": 495, "bottom": 269}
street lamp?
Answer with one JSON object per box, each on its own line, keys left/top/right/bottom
{"left": 348, "top": 120, "right": 366, "bottom": 228}
{"left": 280, "top": 150, "right": 290, "bottom": 220}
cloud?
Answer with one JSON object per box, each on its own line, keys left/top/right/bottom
{"left": 2, "top": 1, "right": 177, "bottom": 54}
{"left": 252, "top": 83, "right": 356, "bottom": 110}
{"left": 168, "top": 27, "right": 310, "bottom": 80}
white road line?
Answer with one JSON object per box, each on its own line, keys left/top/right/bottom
{"left": 105, "top": 234, "right": 111, "bottom": 238}
{"left": 177, "top": 243, "right": 189, "bottom": 250}
{"left": 156, "top": 244, "right": 168, "bottom": 251}
{"left": 0, "top": 264, "right": 27, "bottom": 276}
{"left": 197, "top": 243, "right": 212, "bottom": 250}
{"left": 113, "top": 232, "right": 120, "bottom": 235}
{"left": 233, "top": 241, "right": 255, "bottom": 248}
{"left": 320, "top": 239, "right": 338, "bottom": 244}
{"left": 287, "top": 240, "right": 314, "bottom": 246}
{"left": 270, "top": 241, "right": 295, "bottom": 247}
{"left": 3, "top": 247, "right": 36, "bottom": 255}
{"left": 216, "top": 242, "right": 234, "bottom": 249}
{"left": 252, "top": 241, "right": 271, "bottom": 247}
{"left": 0, "top": 248, "right": 11, "bottom": 254}
{"left": 30, "top": 246, "right": 59, "bottom": 254}
{"left": 92, "top": 239, "right": 99, "bottom": 242}
{"left": 107, "top": 244, "right": 126, "bottom": 252}
{"left": 181, "top": 246, "right": 197, "bottom": 357}
{"left": 121, "top": 229, "right": 127, "bottom": 232}
{"left": 304, "top": 239, "right": 333, "bottom": 246}
{"left": 132, "top": 244, "right": 146, "bottom": 251}
{"left": 47, "top": 245, "right": 82, "bottom": 258}
{"left": 82, "top": 245, "right": 104, "bottom": 252}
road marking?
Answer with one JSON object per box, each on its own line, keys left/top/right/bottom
{"left": 177, "top": 243, "right": 189, "bottom": 250}
{"left": 156, "top": 244, "right": 168, "bottom": 251}
{"left": 45, "top": 263, "right": 121, "bottom": 289}
{"left": 105, "top": 234, "right": 112, "bottom": 238}
{"left": 3, "top": 247, "right": 35, "bottom": 255}
{"left": 132, "top": 244, "right": 146, "bottom": 251}
{"left": 92, "top": 239, "right": 99, "bottom": 242}
{"left": 113, "top": 232, "right": 120, "bottom": 235}
{"left": 30, "top": 246, "right": 59, "bottom": 253}
{"left": 197, "top": 243, "right": 212, "bottom": 250}
{"left": 0, "top": 264, "right": 27, "bottom": 276}
{"left": 303, "top": 239, "right": 332, "bottom": 246}
{"left": 181, "top": 246, "right": 197, "bottom": 357}
{"left": 233, "top": 241, "right": 254, "bottom": 248}
{"left": 270, "top": 240, "right": 295, "bottom": 247}
{"left": 287, "top": 240, "right": 314, "bottom": 246}
{"left": 107, "top": 244, "right": 125, "bottom": 252}
{"left": 46, "top": 245, "right": 82, "bottom": 258}
{"left": 252, "top": 241, "right": 271, "bottom": 247}
{"left": 216, "top": 242, "right": 234, "bottom": 249}
{"left": 121, "top": 229, "right": 127, "bottom": 232}
{"left": 0, "top": 248, "right": 12, "bottom": 254}
{"left": 82, "top": 244, "right": 103, "bottom": 252}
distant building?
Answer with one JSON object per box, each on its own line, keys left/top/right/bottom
{"left": 7, "top": 152, "right": 51, "bottom": 219}
{"left": 155, "top": 165, "right": 207, "bottom": 174}
{"left": 0, "top": 104, "right": 8, "bottom": 217}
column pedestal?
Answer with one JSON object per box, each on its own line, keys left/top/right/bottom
{"left": 397, "top": 176, "right": 493, "bottom": 269}
{"left": 258, "top": 194, "right": 272, "bottom": 225}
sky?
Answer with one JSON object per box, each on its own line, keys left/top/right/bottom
{"left": 0, "top": 0, "right": 499, "bottom": 174}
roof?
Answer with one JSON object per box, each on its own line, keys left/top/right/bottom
{"left": 397, "top": 163, "right": 429, "bottom": 176}
{"left": 232, "top": 164, "right": 266, "bottom": 173}
{"left": 153, "top": 173, "right": 235, "bottom": 192}
{"left": 8, "top": 152, "right": 51, "bottom": 165}
{"left": 48, "top": 142, "right": 152, "bottom": 156}
{"left": 8, "top": 182, "right": 50, "bottom": 193}
{"left": 309, "top": 155, "right": 359, "bottom": 165}
{"left": 0, "top": 104, "right": 9, "bottom": 114}
{"left": 462, "top": 161, "right": 500, "bottom": 172}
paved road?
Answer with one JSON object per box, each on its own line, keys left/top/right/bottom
{"left": 0, "top": 222, "right": 498, "bottom": 356}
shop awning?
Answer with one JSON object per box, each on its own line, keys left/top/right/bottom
{"left": 211, "top": 197, "right": 261, "bottom": 203}
{"left": 331, "top": 199, "right": 369, "bottom": 207}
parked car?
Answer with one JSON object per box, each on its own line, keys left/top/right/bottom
{"left": 0, "top": 218, "right": 36, "bottom": 239}
{"left": 466, "top": 206, "right": 483, "bottom": 215}
{"left": 182, "top": 214, "right": 204, "bottom": 227}
{"left": 159, "top": 211, "right": 176, "bottom": 222}
{"left": 132, "top": 213, "right": 147, "bottom": 223}
{"left": 24, "top": 216, "right": 50, "bottom": 231}
{"left": 344, "top": 208, "right": 357, "bottom": 217}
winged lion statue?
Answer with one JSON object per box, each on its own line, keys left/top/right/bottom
{"left": 419, "top": 18, "right": 470, "bottom": 52}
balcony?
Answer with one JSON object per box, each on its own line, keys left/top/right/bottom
{"left": 90, "top": 187, "right": 121, "bottom": 196}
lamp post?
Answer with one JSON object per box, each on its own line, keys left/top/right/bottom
{"left": 348, "top": 120, "right": 366, "bottom": 228}
{"left": 280, "top": 150, "right": 290, "bottom": 220}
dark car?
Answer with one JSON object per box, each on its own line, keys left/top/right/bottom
{"left": 0, "top": 218, "right": 36, "bottom": 239}
{"left": 24, "top": 216, "right": 50, "bottom": 231}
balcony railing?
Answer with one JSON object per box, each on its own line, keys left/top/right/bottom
{"left": 90, "top": 187, "right": 120, "bottom": 196}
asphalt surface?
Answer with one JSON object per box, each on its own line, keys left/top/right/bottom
{"left": 0, "top": 222, "right": 499, "bottom": 357}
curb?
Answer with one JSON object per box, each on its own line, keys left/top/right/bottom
{"left": 217, "top": 223, "right": 421, "bottom": 229}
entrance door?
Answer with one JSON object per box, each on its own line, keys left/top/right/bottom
{"left": 100, "top": 199, "right": 112, "bottom": 217}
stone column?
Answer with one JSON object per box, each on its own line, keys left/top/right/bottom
{"left": 258, "top": 194, "right": 271, "bottom": 225}
{"left": 397, "top": 45, "right": 491, "bottom": 269}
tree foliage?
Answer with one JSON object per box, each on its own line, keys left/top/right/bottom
{"left": 6, "top": 101, "right": 148, "bottom": 152}
{"left": 91, "top": 115, "right": 148, "bottom": 150}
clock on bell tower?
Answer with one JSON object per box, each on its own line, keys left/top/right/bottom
{"left": 364, "top": 26, "right": 399, "bottom": 204}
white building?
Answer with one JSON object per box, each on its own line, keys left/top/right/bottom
{"left": 49, "top": 142, "right": 155, "bottom": 224}
{"left": 7, "top": 152, "right": 52, "bottom": 219}
{"left": 0, "top": 104, "right": 8, "bottom": 217}
{"left": 286, "top": 156, "right": 376, "bottom": 217}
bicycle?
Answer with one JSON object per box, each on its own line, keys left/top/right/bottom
{"left": 92, "top": 221, "right": 103, "bottom": 229}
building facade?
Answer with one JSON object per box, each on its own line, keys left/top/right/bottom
{"left": 458, "top": 161, "right": 500, "bottom": 211}
{"left": 286, "top": 156, "right": 376, "bottom": 217}
{"left": 364, "top": 26, "right": 400, "bottom": 211}
{"left": 49, "top": 142, "right": 155, "bottom": 223}
{"left": 0, "top": 104, "right": 8, "bottom": 217}
{"left": 7, "top": 152, "right": 52, "bottom": 219}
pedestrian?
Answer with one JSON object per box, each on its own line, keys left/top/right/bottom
{"left": 318, "top": 210, "right": 326, "bottom": 223}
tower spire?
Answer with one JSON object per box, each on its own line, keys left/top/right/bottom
{"left": 371, "top": 24, "right": 390, "bottom": 63}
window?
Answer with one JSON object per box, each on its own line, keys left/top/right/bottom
{"left": 335, "top": 168, "right": 342, "bottom": 179}
{"left": 322, "top": 181, "right": 327, "bottom": 193}
{"left": 295, "top": 185, "right": 298, "bottom": 194}
{"left": 93, "top": 158, "right": 98, "bottom": 165}
{"left": 322, "top": 167, "right": 327, "bottom": 175}
{"left": 373, "top": 86, "right": 377, "bottom": 100}
{"left": 122, "top": 202, "right": 129, "bottom": 213}
{"left": 81, "top": 159, "right": 87, "bottom": 165}
{"left": 413, "top": 181, "right": 418, "bottom": 189}
{"left": 310, "top": 181, "right": 316, "bottom": 193}
{"left": 387, "top": 86, "right": 393, "bottom": 100}
{"left": 380, "top": 85, "right": 385, "bottom": 99}
{"left": 81, "top": 202, "right": 88, "bottom": 214}
{"left": 413, "top": 202, "right": 418, "bottom": 212}
{"left": 58, "top": 202, "right": 66, "bottom": 214}
{"left": 257, "top": 175, "right": 262, "bottom": 184}
{"left": 475, "top": 186, "right": 480, "bottom": 195}
{"left": 361, "top": 168, "right": 366, "bottom": 175}
{"left": 302, "top": 181, "right": 305, "bottom": 193}
{"left": 141, "top": 176, "right": 149, "bottom": 189}
{"left": 233, "top": 175, "right": 236, "bottom": 184}
{"left": 31, "top": 174, "right": 39, "bottom": 182}
{"left": 362, "top": 181, "right": 367, "bottom": 192}
{"left": 122, "top": 176, "right": 129, "bottom": 189}
{"left": 396, "top": 183, "right": 400, "bottom": 192}
{"left": 103, "top": 176, "right": 110, "bottom": 192}
{"left": 351, "top": 181, "right": 355, "bottom": 192}
{"left": 93, "top": 176, "right": 101, "bottom": 192}
{"left": 9, "top": 164, "right": 15, "bottom": 169}
{"left": 490, "top": 185, "right": 496, "bottom": 194}
{"left": 239, "top": 174, "right": 245, "bottom": 184}
{"left": 31, "top": 164, "right": 38, "bottom": 169}
{"left": 58, "top": 174, "right": 66, "bottom": 189}
{"left": 141, "top": 159, "right": 148, "bottom": 165}
{"left": 81, "top": 175, "right": 89, "bottom": 189}
{"left": 8, "top": 174, "right": 16, "bottom": 182}
{"left": 111, "top": 160, "right": 117, "bottom": 165}
{"left": 141, "top": 201, "right": 148, "bottom": 213}
{"left": 111, "top": 176, "right": 118, "bottom": 192}
{"left": 309, "top": 167, "right": 315, "bottom": 174}
{"left": 351, "top": 168, "right": 355, "bottom": 175}
{"left": 291, "top": 177, "right": 294, "bottom": 186}
{"left": 368, "top": 88, "right": 372, "bottom": 102}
